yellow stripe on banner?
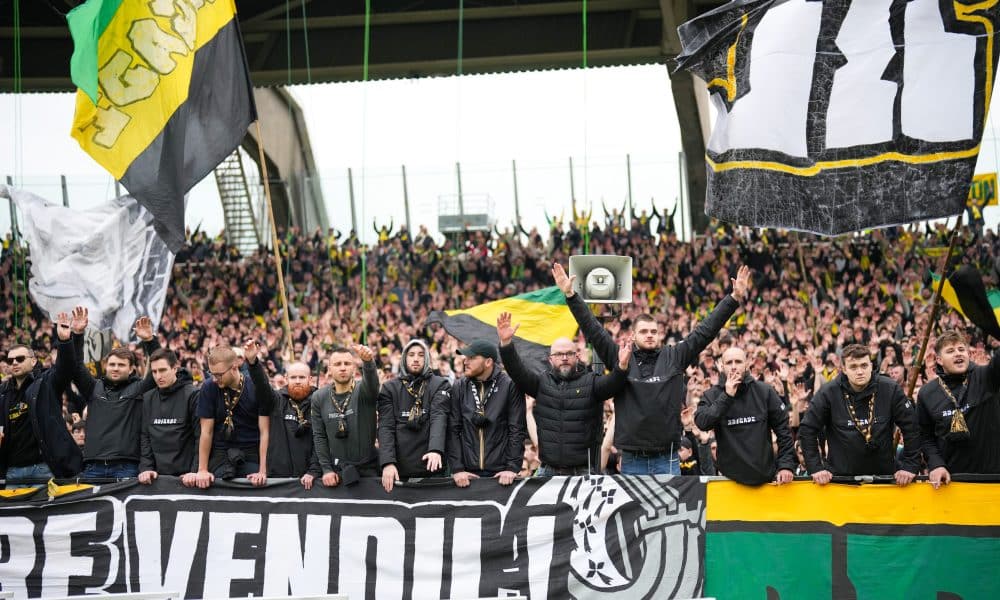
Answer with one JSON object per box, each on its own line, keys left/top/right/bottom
{"left": 706, "top": 480, "right": 1000, "bottom": 526}
{"left": 71, "top": 0, "right": 238, "bottom": 179}
{"left": 445, "top": 298, "right": 578, "bottom": 347}
{"left": 707, "top": 13, "right": 749, "bottom": 103}
{"left": 0, "top": 487, "right": 41, "bottom": 500}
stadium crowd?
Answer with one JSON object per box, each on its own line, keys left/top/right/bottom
{"left": 0, "top": 206, "right": 998, "bottom": 487}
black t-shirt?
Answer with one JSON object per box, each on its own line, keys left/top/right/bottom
{"left": 6, "top": 384, "right": 42, "bottom": 468}
{"left": 196, "top": 374, "right": 267, "bottom": 449}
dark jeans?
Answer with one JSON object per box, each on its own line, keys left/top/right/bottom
{"left": 5, "top": 463, "right": 53, "bottom": 489}
{"left": 619, "top": 446, "right": 680, "bottom": 476}
{"left": 82, "top": 460, "right": 139, "bottom": 479}
{"left": 208, "top": 446, "right": 260, "bottom": 479}
{"left": 536, "top": 464, "right": 593, "bottom": 476}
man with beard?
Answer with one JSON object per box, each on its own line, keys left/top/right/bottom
{"left": 378, "top": 339, "right": 451, "bottom": 492}
{"left": 449, "top": 339, "right": 527, "bottom": 487}
{"left": 496, "top": 311, "right": 630, "bottom": 475}
{"left": 0, "top": 313, "right": 81, "bottom": 485}
{"left": 138, "top": 349, "right": 199, "bottom": 483}
{"left": 799, "top": 344, "right": 920, "bottom": 485}
{"left": 312, "top": 345, "right": 380, "bottom": 487}
{"left": 187, "top": 344, "right": 270, "bottom": 488}
{"left": 690, "top": 346, "right": 796, "bottom": 485}
{"left": 919, "top": 330, "right": 1000, "bottom": 488}
{"left": 68, "top": 307, "right": 160, "bottom": 479}
{"left": 248, "top": 348, "right": 322, "bottom": 489}
{"left": 554, "top": 262, "right": 751, "bottom": 475}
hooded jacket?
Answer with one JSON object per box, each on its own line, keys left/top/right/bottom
{"left": 800, "top": 374, "right": 921, "bottom": 476}
{"left": 139, "top": 369, "right": 199, "bottom": 475}
{"left": 448, "top": 362, "right": 526, "bottom": 474}
{"left": 248, "top": 360, "right": 322, "bottom": 478}
{"left": 377, "top": 340, "right": 452, "bottom": 478}
{"left": 311, "top": 359, "right": 380, "bottom": 475}
{"left": 0, "top": 338, "right": 82, "bottom": 477}
{"left": 499, "top": 342, "right": 625, "bottom": 469}
{"left": 72, "top": 333, "right": 159, "bottom": 463}
{"left": 568, "top": 292, "right": 738, "bottom": 452}
{"left": 695, "top": 373, "right": 796, "bottom": 485}
{"left": 918, "top": 351, "right": 1000, "bottom": 474}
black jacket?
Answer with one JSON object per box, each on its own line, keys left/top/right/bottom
{"left": 0, "top": 338, "right": 82, "bottom": 477}
{"left": 378, "top": 372, "right": 451, "bottom": 478}
{"left": 248, "top": 360, "right": 321, "bottom": 478}
{"left": 918, "top": 352, "right": 1000, "bottom": 474}
{"left": 311, "top": 361, "right": 380, "bottom": 474}
{"left": 695, "top": 374, "right": 796, "bottom": 485}
{"left": 72, "top": 333, "right": 159, "bottom": 463}
{"left": 139, "top": 369, "right": 199, "bottom": 475}
{"left": 500, "top": 342, "right": 625, "bottom": 469}
{"left": 800, "top": 374, "right": 921, "bottom": 476}
{"left": 448, "top": 367, "right": 526, "bottom": 473}
{"left": 569, "top": 292, "right": 738, "bottom": 452}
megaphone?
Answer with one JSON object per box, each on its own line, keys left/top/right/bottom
{"left": 568, "top": 255, "right": 632, "bottom": 304}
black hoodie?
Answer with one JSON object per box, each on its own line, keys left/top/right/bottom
{"left": 800, "top": 374, "right": 920, "bottom": 477}
{"left": 378, "top": 340, "right": 452, "bottom": 478}
{"left": 695, "top": 373, "right": 796, "bottom": 485}
{"left": 918, "top": 351, "right": 1000, "bottom": 474}
{"left": 139, "top": 369, "right": 199, "bottom": 475}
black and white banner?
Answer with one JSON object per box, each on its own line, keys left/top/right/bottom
{"left": 2, "top": 186, "right": 174, "bottom": 342}
{"left": 0, "top": 476, "right": 705, "bottom": 599}
{"left": 677, "top": 0, "right": 1000, "bottom": 234}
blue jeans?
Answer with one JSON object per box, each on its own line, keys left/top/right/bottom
{"left": 82, "top": 460, "right": 139, "bottom": 479}
{"left": 536, "top": 464, "right": 592, "bottom": 476}
{"left": 5, "top": 463, "right": 53, "bottom": 488}
{"left": 619, "top": 447, "right": 680, "bottom": 476}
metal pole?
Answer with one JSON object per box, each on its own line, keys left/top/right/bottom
{"left": 114, "top": 180, "right": 121, "bottom": 198}
{"left": 678, "top": 151, "right": 688, "bottom": 242}
{"left": 6, "top": 176, "right": 17, "bottom": 238}
{"left": 568, "top": 156, "right": 576, "bottom": 214}
{"left": 60, "top": 175, "right": 69, "bottom": 207}
{"left": 456, "top": 161, "right": 465, "bottom": 215}
{"left": 401, "top": 165, "right": 412, "bottom": 233}
{"left": 512, "top": 159, "right": 521, "bottom": 225}
{"left": 348, "top": 167, "right": 357, "bottom": 234}
{"left": 626, "top": 153, "right": 633, "bottom": 217}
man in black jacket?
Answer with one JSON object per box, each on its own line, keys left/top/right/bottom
{"left": 69, "top": 307, "right": 159, "bottom": 479}
{"left": 691, "top": 346, "right": 796, "bottom": 485}
{"left": 497, "top": 311, "right": 629, "bottom": 475}
{"left": 918, "top": 330, "right": 1000, "bottom": 488}
{"left": 248, "top": 354, "right": 321, "bottom": 489}
{"left": 138, "top": 349, "right": 199, "bottom": 483}
{"left": 554, "top": 262, "right": 751, "bottom": 475}
{"left": 449, "top": 339, "right": 527, "bottom": 487}
{"left": 312, "top": 344, "right": 380, "bottom": 487}
{"left": 378, "top": 339, "right": 450, "bottom": 492}
{"left": 799, "top": 344, "right": 920, "bottom": 485}
{"left": 0, "top": 313, "right": 81, "bottom": 485}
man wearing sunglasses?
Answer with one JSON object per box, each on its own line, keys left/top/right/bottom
{"left": 0, "top": 313, "right": 82, "bottom": 486}
{"left": 496, "top": 312, "right": 631, "bottom": 476}
{"left": 67, "top": 307, "right": 160, "bottom": 480}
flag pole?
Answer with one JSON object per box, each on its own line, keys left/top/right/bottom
{"left": 253, "top": 120, "right": 295, "bottom": 357}
{"left": 795, "top": 233, "right": 819, "bottom": 347}
{"left": 906, "top": 214, "right": 964, "bottom": 398}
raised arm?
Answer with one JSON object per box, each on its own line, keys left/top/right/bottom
{"left": 497, "top": 312, "right": 541, "bottom": 397}
{"left": 353, "top": 344, "right": 380, "bottom": 404}
{"left": 134, "top": 316, "right": 161, "bottom": 395}
{"left": 68, "top": 306, "right": 97, "bottom": 400}
{"left": 554, "top": 263, "right": 618, "bottom": 368}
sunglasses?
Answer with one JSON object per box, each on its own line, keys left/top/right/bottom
{"left": 7, "top": 355, "right": 30, "bottom": 364}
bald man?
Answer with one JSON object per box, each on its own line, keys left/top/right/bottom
{"left": 248, "top": 353, "right": 321, "bottom": 489}
{"left": 497, "top": 312, "right": 630, "bottom": 475}
{"left": 690, "top": 346, "right": 796, "bottom": 485}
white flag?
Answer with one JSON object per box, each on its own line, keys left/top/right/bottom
{"left": 2, "top": 186, "right": 174, "bottom": 342}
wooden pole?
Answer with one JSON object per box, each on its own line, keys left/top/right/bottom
{"left": 348, "top": 167, "right": 357, "bottom": 234}
{"left": 795, "top": 233, "right": 819, "bottom": 347}
{"left": 512, "top": 159, "right": 521, "bottom": 225}
{"left": 401, "top": 165, "right": 412, "bottom": 233}
{"left": 906, "top": 214, "right": 965, "bottom": 398}
{"left": 253, "top": 120, "right": 295, "bottom": 357}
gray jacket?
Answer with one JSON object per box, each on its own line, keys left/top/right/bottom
{"left": 310, "top": 361, "right": 380, "bottom": 474}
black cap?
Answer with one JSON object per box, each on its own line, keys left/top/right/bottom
{"left": 457, "top": 339, "right": 499, "bottom": 362}
{"left": 679, "top": 437, "right": 693, "bottom": 450}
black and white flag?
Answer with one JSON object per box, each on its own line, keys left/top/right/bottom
{"left": 2, "top": 186, "right": 174, "bottom": 342}
{"left": 677, "top": 0, "right": 1000, "bottom": 234}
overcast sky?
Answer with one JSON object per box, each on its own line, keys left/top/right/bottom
{"left": 2, "top": 63, "right": 998, "bottom": 243}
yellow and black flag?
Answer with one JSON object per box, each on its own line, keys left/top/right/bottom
{"left": 933, "top": 265, "right": 1000, "bottom": 340}
{"left": 68, "top": 0, "right": 256, "bottom": 251}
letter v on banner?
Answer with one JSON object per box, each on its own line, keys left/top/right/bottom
{"left": 676, "top": 0, "right": 1000, "bottom": 235}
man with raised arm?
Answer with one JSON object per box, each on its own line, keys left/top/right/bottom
{"left": 311, "top": 345, "right": 380, "bottom": 487}
{"left": 497, "top": 311, "right": 630, "bottom": 475}
{"left": 554, "top": 262, "right": 751, "bottom": 475}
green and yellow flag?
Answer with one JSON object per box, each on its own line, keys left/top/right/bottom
{"left": 68, "top": 0, "right": 256, "bottom": 251}
{"left": 426, "top": 287, "right": 578, "bottom": 368}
